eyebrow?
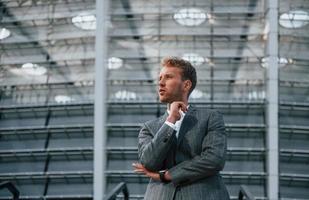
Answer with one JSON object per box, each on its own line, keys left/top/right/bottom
{"left": 159, "top": 72, "right": 175, "bottom": 77}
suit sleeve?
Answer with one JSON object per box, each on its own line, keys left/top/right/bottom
{"left": 168, "top": 111, "right": 227, "bottom": 186}
{"left": 138, "top": 122, "right": 177, "bottom": 171}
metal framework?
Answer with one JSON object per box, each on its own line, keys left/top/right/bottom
{"left": 0, "top": 0, "right": 308, "bottom": 199}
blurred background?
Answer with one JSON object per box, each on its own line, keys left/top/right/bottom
{"left": 0, "top": 0, "right": 308, "bottom": 199}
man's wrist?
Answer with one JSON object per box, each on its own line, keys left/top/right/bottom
{"left": 164, "top": 170, "right": 172, "bottom": 181}
{"left": 166, "top": 116, "right": 177, "bottom": 124}
{"left": 165, "top": 121, "right": 176, "bottom": 130}
{"left": 159, "top": 170, "right": 170, "bottom": 183}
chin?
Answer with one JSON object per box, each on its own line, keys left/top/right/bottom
{"left": 159, "top": 98, "right": 167, "bottom": 103}
{"left": 159, "top": 97, "right": 169, "bottom": 103}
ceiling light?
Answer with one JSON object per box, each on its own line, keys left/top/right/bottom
{"left": 182, "top": 53, "right": 205, "bottom": 66}
{"left": 114, "top": 90, "right": 137, "bottom": 100}
{"left": 72, "top": 13, "right": 96, "bottom": 30}
{"left": 108, "top": 57, "right": 123, "bottom": 69}
{"left": 248, "top": 91, "right": 265, "bottom": 100}
{"left": 279, "top": 10, "right": 309, "bottom": 28}
{"left": 261, "top": 57, "right": 293, "bottom": 68}
{"left": 21, "top": 63, "right": 47, "bottom": 76}
{"left": 55, "top": 95, "right": 74, "bottom": 103}
{"left": 0, "top": 28, "right": 11, "bottom": 40}
{"left": 174, "top": 8, "right": 207, "bottom": 26}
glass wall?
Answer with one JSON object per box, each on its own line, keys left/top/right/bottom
{"left": 0, "top": 0, "right": 308, "bottom": 199}
{"left": 278, "top": 0, "right": 309, "bottom": 199}
{"left": 0, "top": 0, "right": 95, "bottom": 198}
{"left": 106, "top": 0, "right": 267, "bottom": 199}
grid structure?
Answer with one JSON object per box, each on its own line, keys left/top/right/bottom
{"left": 278, "top": 1, "right": 309, "bottom": 199}
{"left": 0, "top": 0, "right": 308, "bottom": 199}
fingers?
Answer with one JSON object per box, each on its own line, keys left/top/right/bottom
{"left": 170, "top": 101, "right": 187, "bottom": 113}
{"left": 133, "top": 169, "right": 146, "bottom": 173}
{"left": 132, "top": 163, "right": 144, "bottom": 169}
{"left": 167, "top": 101, "right": 187, "bottom": 123}
{"left": 178, "top": 102, "right": 188, "bottom": 112}
{"left": 132, "top": 163, "right": 147, "bottom": 174}
{"left": 131, "top": 163, "right": 160, "bottom": 180}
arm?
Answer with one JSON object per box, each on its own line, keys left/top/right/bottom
{"left": 138, "top": 122, "right": 176, "bottom": 171}
{"left": 168, "top": 111, "right": 227, "bottom": 185}
{"left": 138, "top": 101, "right": 188, "bottom": 172}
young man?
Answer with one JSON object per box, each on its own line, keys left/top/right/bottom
{"left": 133, "top": 57, "right": 230, "bottom": 200}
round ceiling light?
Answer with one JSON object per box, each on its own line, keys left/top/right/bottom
{"left": 174, "top": 8, "right": 207, "bottom": 26}
{"left": 182, "top": 53, "right": 205, "bottom": 66}
{"left": 0, "top": 28, "right": 11, "bottom": 40}
{"left": 114, "top": 90, "right": 137, "bottom": 100}
{"left": 108, "top": 57, "right": 123, "bottom": 69}
{"left": 72, "top": 13, "right": 96, "bottom": 30}
{"left": 248, "top": 91, "right": 265, "bottom": 100}
{"left": 55, "top": 95, "right": 74, "bottom": 103}
{"left": 21, "top": 63, "right": 47, "bottom": 76}
{"left": 261, "top": 57, "right": 293, "bottom": 68}
{"left": 279, "top": 10, "right": 309, "bottom": 28}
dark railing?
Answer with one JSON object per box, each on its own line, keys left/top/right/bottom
{"left": 238, "top": 185, "right": 255, "bottom": 200}
{"left": 104, "top": 182, "right": 129, "bottom": 200}
{"left": 0, "top": 181, "right": 20, "bottom": 200}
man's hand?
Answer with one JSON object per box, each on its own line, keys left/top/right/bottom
{"left": 167, "top": 101, "right": 188, "bottom": 123}
{"left": 132, "top": 163, "right": 160, "bottom": 181}
{"left": 132, "top": 163, "right": 172, "bottom": 182}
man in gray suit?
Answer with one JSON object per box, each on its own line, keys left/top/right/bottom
{"left": 133, "top": 57, "right": 230, "bottom": 199}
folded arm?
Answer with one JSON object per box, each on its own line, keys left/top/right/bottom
{"left": 138, "top": 122, "right": 177, "bottom": 171}
{"left": 168, "top": 111, "right": 227, "bottom": 186}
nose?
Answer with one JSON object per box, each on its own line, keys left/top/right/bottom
{"left": 159, "top": 78, "right": 165, "bottom": 87}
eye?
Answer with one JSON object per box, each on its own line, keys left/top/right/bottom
{"left": 166, "top": 74, "right": 173, "bottom": 79}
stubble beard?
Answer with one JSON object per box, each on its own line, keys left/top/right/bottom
{"left": 159, "top": 90, "right": 184, "bottom": 104}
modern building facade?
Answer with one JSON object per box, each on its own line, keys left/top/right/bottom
{"left": 0, "top": 0, "right": 308, "bottom": 199}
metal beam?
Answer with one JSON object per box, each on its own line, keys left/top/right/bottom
{"left": 266, "top": 0, "right": 279, "bottom": 199}
{"left": 94, "top": 0, "right": 109, "bottom": 199}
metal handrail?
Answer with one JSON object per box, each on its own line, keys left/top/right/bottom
{"left": 104, "top": 182, "right": 129, "bottom": 200}
{"left": 0, "top": 181, "right": 20, "bottom": 200}
{"left": 238, "top": 185, "right": 255, "bottom": 200}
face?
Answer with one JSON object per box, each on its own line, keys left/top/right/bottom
{"left": 158, "top": 66, "right": 188, "bottom": 103}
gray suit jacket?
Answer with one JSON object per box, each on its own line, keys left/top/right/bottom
{"left": 138, "top": 105, "right": 230, "bottom": 200}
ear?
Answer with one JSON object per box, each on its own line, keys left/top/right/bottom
{"left": 184, "top": 80, "right": 192, "bottom": 92}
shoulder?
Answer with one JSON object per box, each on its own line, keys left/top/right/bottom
{"left": 193, "top": 106, "right": 222, "bottom": 117}
{"left": 142, "top": 113, "right": 167, "bottom": 131}
{"left": 144, "top": 113, "right": 165, "bottom": 126}
{"left": 191, "top": 106, "right": 224, "bottom": 123}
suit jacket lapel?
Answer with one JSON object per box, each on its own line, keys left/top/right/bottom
{"left": 177, "top": 105, "right": 197, "bottom": 146}
{"left": 148, "top": 106, "right": 197, "bottom": 146}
